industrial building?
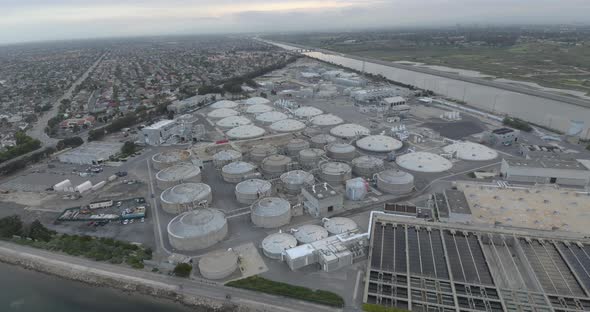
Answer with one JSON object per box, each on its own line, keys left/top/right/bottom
{"left": 58, "top": 142, "right": 123, "bottom": 165}
{"left": 364, "top": 213, "right": 590, "bottom": 312}
{"left": 483, "top": 127, "right": 520, "bottom": 146}
{"left": 500, "top": 157, "right": 590, "bottom": 186}
{"left": 519, "top": 144, "right": 565, "bottom": 159}
{"left": 301, "top": 182, "right": 344, "bottom": 217}
{"left": 142, "top": 119, "right": 179, "bottom": 146}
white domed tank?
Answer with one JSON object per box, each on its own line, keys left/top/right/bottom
{"left": 298, "top": 148, "right": 326, "bottom": 169}
{"left": 330, "top": 123, "right": 370, "bottom": 139}
{"left": 285, "top": 138, "right": 310, "bottom": 156}
{"left": 251, "top": 197, "right": 291, "bottom": 228}
{"left": 212, "top": 149, "right": 242, "bottom": 169}
{"left": 294, "top": 106, "right": 323, "bottom": 118}
{"left": 160, "top": 183, "right": 212, "bottom": 214}
{"left": 255, "top": 111, "right": 288, "bottom": 125}
{"left": 320, "top": 161, "right": 352, "bottom": 184}
{"left": 303, "top": 127, "right": 322, "bottom": 138}
{"left": 374, "top": 169, "right": 415, "bottom": 194}
{"left": 310, "top": 114, "right": 344, "bottom": 127}
{"left": 226, "top": 125, "right": 265, "bottom": 140}
{"left": 245, "top": 97, "right": 270, "bottom": 105}
{"left": 207, "top": 108, "right": 239, "bottom": 120}
{"left": 262, "top": 232, "right": 297, "bottom": 260}
{"left": 293, "top": 224, "right": 328, "bottom": 244}
{"left": 198, "top": 250, "right": 238, "bottom": 280}
{"left": 443, "top": 141, "right": 498, "bottom": 161}
{"left": 156, "top": 163, "right": 201, "bottom": 189}
{"left": 310, "top": 134, "right": 337, "bottom": 149}
{"left": 211, "top": 100, "right": 238, "bottom": 109}
{"left": 323, "top": 217, "right": 359, "bottom": 235}
{"left": 396, "top": 152, "right": 452, "bottom": 173}
{"left": 356, "top": 135, "right": 403, "bottom": 153}
{"left": 235, "top": 179, "right": 272, "bottom": 204}
{"left": 246, "top": 104, "right": 273, "bottom": 114}
{"left": 346, "top": 177, "right": 368, "bottom": 201}
{"left": 270, "top": 119, "right": 306, "bottom": 133}
{"left": 221, "top": 161, "right": 257, "bottom": 183}
{"left": 352, "top": 155, "right": 385, "bottom": 177}
{"left": 216, "top": 116, "right": 251, "bottom": 129}
{"left": 152, "top": 149, "right": 192, "bottom": 170}
{"left": 326, "top": 143, "right": 357, "bottom": 161}
{"left": 280, "top": 170, "right": 314, "bottom": 195}
{"left": 261, "top": 154, "right": 292, "bottom": 177}
{"left": 167, "top": 208, "right": 228, "bottom": 251}
{"left": 249, "top": 144, "right": 278, "bottom": 163}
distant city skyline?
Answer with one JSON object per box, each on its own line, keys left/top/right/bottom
{"left": 1, "top": 0, "right": 589, "bottom": 44}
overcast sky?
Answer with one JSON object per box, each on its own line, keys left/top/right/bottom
{"left": 1, "top": 0, "right": 589, "bottom": 44}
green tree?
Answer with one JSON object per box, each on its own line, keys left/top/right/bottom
{"left": 27, "top": 220, "right": 54, "bottom": 242}
{"left": 173, "top": 263, "right": 193, "bottom": 277}
{"left": 121, "top": 141, "right": 137, "bottom": 156}
{"left": 0, "top": 215, "right": 24, "bottom": 238}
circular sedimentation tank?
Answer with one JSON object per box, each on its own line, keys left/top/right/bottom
{"left": 319, "top": 161, "right": 352, "bottom": 183}
{"left": 374, "top": 169, "right": 415, "bottom": 194}
{"left": 298, "top": 148, "right": 326, "bottom": 169}
{"left": 310, "top": 134, "right": 337, "bottom": 149}
{"left": 221, "top": 161, "right": 257, "bottom": 183}
{"left": 352, "top": 155, "right": 385, "bottom": 177}
{"left": 293, "top": 224, "right": 329, "bottom": 244}
{"left": 160, "top": 183, "right": 212, "bottom": 214}
{"left": 261, "top": 154, "right": 292, "bottom": 177}
{"left": 246, "top": 104, "right": 273, "bottom": 114}
{"left": 245, "top": 97, "right": 271, "bottom": 105}
{"left": 270, "top": 119, "right": 306, "bottom": 133}
{"left": 167, "top": 208, "right": 228, "bottom": 251}
{"left": 294, "top": 106, "right": 323, "bottom": 118}
{"left": 323, "top": 217, "right": 359, "bottom": 235}
{"left": 326, "top": 143, "right": 357, "bottom": 161}
{"left": 212, "top": 149, "right": 242, "bottom": 168}
{"left": 210, "top": 100, "right": 238, "bottom": 109}
{"left": 226, "top": 125, "right": 266, "bottom": 140}
{"left": 262, "top": 232, "right": 297, "bottom": 260}
{"left": 250, "top": 144, "right": 278, "bottom": 163}
{"left": 356, "top": 135, "right": 403, "bottom": 153}
{"left": 216, "top": 116, "right": 251, "bottom": 129}
{"left": 235, "top": 179, "right": 272, "bottom": 204}
{"left": 330, "top": 123, "right": 370, "bottom": 139}
{"left": 443, "top": 141, "right": 498, "bottom": 161}
{"left": 396, "top": 152, "right": 453, "bottom": 173}
{"left": 156, "top": 163, "right": 202, "bottom": 189}
{"left": 255, "top": 111, "right": 288, "bottom": 125}
{"left": 310, "top": 114, "right": 344, "bottom": 127}
{"left": 207, "top": 108, "right": 239, "bottom": 119}
{"left": 285, "top": 138, "right": 310, "bottom": 156}
{"left": 151, "top": 149, "right": 192, "bottom": 170}
{"left": 251, "top": 197, "right": 292, "bottom": 228}
{"left": 280, "top": 170, "right": 314, "bottom": 194}
{"left": 198, "top": 250, "right": 238, "bottom": 280}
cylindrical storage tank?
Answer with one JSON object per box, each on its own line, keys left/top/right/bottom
{"left": 210, "top": 100, "right": 238, "bottom": 109}
{"left": 167, "top": 208, "right": 228, "bottom": 251}
{"left": 249, "top": 144, "right": 278, "bottom": 163}
{"left": 235, "top": 179, "right": 272, "bottom": 204}
{"left": 245, "top": 97, "right": 270, "bottom": 105}
{"left": 216, "top": 116, "right": 251, "bottom": 129}
{"left": 207, "top": 108, "right": 239, "bottom": 120}
{"left": 156, "top": 163, "right": 201, "bottom": 189}
{"left": 293, "top": 224, "right": 329, "bottom": 244}
{"left": 356, "top": 135, "right": 403, "bottom": 153}
{"left": 326, "top": 143, "right": 357, "bottom": 161}
{"left": 226, "top": 125, "right": 266, "bottom": 140}
{"left": 221, "top": 161, "right": 257, "bottom": 183}
{"left": 212, "top": 149, "right": 242, "bottom": 169}
{"left": 298, "top": 148, "right": 326, "bottom": 169}
{"left": 330, "top": 123, "right": 370, "bottom": 139}
{"left": 346, "top": 177, "right": 368, "bottom": 201}
{"left": 262, "top": 232, "right": 297, "bottom": 260}
{"left": 374, "top": 169, "right": 415, "bottom": 194}
{"left": 280, "top": 170, "right": 314, "bottom": 195}
{"left": 246, "top": 104, "right": 273, "bottom": 114}
{"left": 323, "top": 217, "right": 359, "bottom": 235}
{"left": 151, "top": 149, "right": 192, "bottom": 170}
{"left": 261, "top": 154, "right": 292, "bottom": 177}
{"left": 198, "top": 250, "right": 238, "bottom": 280}
{"left": 310, "top": 134, "right": 337, "bottom": 149}
{"left": 285, "top": 138, "right": 310, "bottom": 156}
{"left": 251, "top": 197, "right": 292, "bottom": 228}
{"left": 352, "top": 155, "right": 385, "bottom": 177}
{"left": 270, "top": 119, "right": 306, "bottom": 133}
{"left": 160, "top": 183, "right": 212, "bottom": 214}
{"left": 255, "top": 111, "right": 288, "bottom": 125}
{"left": 303, "top": 127, "right": 322, "bottom": 138}
{"left": 310, "top": 114, "right": 344, "bottom": 127}
{"left": 320, "top": 162, "right": 352, "bottom": 184}
{"left": 294, "top": 106, "right": 323, "bottom": 118}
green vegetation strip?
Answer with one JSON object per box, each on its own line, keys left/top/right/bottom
{"left": 226, "top": 275, "right": 344, "bottom": 307}
{"left": 503, "top": 117, "right": 532, "bottom": 132}
{"left": 363, "top": 303, "right": 409, "bottom": 312}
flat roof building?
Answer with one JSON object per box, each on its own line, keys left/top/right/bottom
{"left": 501, "top": 157, "right": 590, "bottom": 186}
{"left": 142, "top": 119, "right": 178, "bottom": 146}
{"left": 58, "top": 142, "right": 123, "bottom": 165}
{"left": 301, "top": 182, "right": 344, "bottom": 217}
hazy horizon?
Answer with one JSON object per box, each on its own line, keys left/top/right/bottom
{"left": 2, "top": 0, "right": 590, "bottom": 45}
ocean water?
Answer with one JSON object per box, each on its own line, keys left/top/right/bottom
{"left": 0, "top": 262, "right": 198, "bottom": 312}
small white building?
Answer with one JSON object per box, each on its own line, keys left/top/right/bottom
{"left": 142, "top": 119, "right": 178, "bottom": 146}
{"left": 500, "top": 158, "right": 590, "bottom": 186}
{"left": 58, "top": 142, "right": 123, "bottom": 165}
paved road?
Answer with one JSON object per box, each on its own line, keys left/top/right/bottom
{"left": 0, "top": 241, "right": 339, "bottom": 312}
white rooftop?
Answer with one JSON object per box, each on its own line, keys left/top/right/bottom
{"left": 443, "top": 141, "right": 498, "bottom": 161}
{"left": 356, "top": 135, "right": 402, "bottom": 152}
{"left": 245, "top": 97, "right": 271, "bottom": 105}
{"left": 255, "top": 111, "right": 288, "bottom": 123}
{"left": 310, "top": 114, "right": 344, "bottom": 127}
{"left": 226, "top": 125, "right": 266, "bottom": 139}
{"left": 294, "top": 106, "right": 323, "bottom": 118}
{"left": 330, "top": 123, "right": 370, "bottom": 139}
{"left": 270, "top": 119, "right": 306, "bottom": 133}
{"left": 210, "top": 100, "right": 238, "bottom": 109}
{"left": 246, "top": 104, "right": 273, "bottom": 114}
{"left": 144, "top": 119, "right": 175, "bottom": 130}
{"left": 396, "top": 152, "right": 453, "bottom": 173}
{"left": 216, "top": 116, "right": 251, "bottom": 129}
{"left": 208, "top": 108, "right": 239, "bottom": 119}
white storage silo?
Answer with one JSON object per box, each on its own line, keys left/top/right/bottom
{"left": 210, "top": 100, "right": 238, "bottom": 109}
{"left": 323, "top": 217, "right": 358, "bottom": 235}
{"left": 255, "top": 111, "right": 288, "bottom": 125}
{"left": 207, "top": 108, "right": 239, "bottom": 120}
{"left": 152, "top": 149, "right": 192, "bottom": 170}
{"left": 330, "top": 123, "right": 370, "bottom": 139}
{"left": 310, "top": 114, "right": 343, "bottom": 127}
{"left": 246, "top": 104, "right": 273, "bottom": 114}
{"left": 280, "top": 170, "right": 314, "bottom": 195}
{"left": 198, "top": 250, "right": 238, "bottom": 280}
{"left": 212, "top": 149, "right": 242, "bottom": 169}
{"left": 156, "top": 163, "right": 202, "bottom": 189}
{"left": 326, "top": 143, "right": 357, "bottom": 161}
{"left": 262, "top": 232, "right": 297, "bottom": 260}
{"left": 160, "top": 183, "right": 212, "bottom": 214}
{"left": 249, "top": 144, "right": 278, "bottom": 163}
{"left": 235, "top": 179, "right": 273, "bottom": 204}
{"left": 270, "top": 119, "right": 306, "bottom": 133}
{"left": 261, "top": 154, "right": 292, "bottom": 177}
{"left": 319, "top": 162, "right": 352, "bottom": 184}
{"left": 346, "top": 177, "right": 368, "bottom": 201}
{"left": 374, "top": 169, "right": 415, "bottom": 194}
{"left": 292, "top": 224, "right": 328, "bottom": 244}
{"left": 298, "top": 148, "right": 326, "bottom": 169}
{"left": 167, "top": 208, "right": 228, "bottom": 251}
{"left": 356, "top": 135, "right": 403, "bottom": 153}
{"left": 216, "top": 116, "right": 251, "bottom": 129}
{"left": 251, "top": 197, "right": 292, "bottom": 228}
{"left": 285, "top": 138, "right": 310, "bottom": 157}
{"left": 221, "top": 161, "right": 257, "bottom": 183}
{"left": 226, "top": 125, "right": 266, "bottom": 140}
{"left": 352, "top": 155, "right": 385, "bottom": 177}
{"left": 310, "top": 134, "right": 337, "bottom": 149}
{"left": 294, "top": 106, "right": 323, "bottom": 118}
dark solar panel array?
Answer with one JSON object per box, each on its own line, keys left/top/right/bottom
{"left": 377, "top": 224, "right": 407, "bottom": 273}
{"left": 466, "top": 234, "right": 494, "bottom": 285}
{"left": 371, "top": 222, "right": 384, "bottom": 268}
{"left": 395, "top": 226, "right": 407, "bottom": 273}
{"left": 443, "top": 231, "right": 493, "bottom": 285}
{"left": 444, "top": 231, "right": 465, "bottom": 282}
{"left": 557, "top": 242, "right": 590, "bottom": 293}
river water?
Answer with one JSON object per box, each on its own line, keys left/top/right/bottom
{"left": 0, "top": 262, "right": 196, "bottom": 312}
